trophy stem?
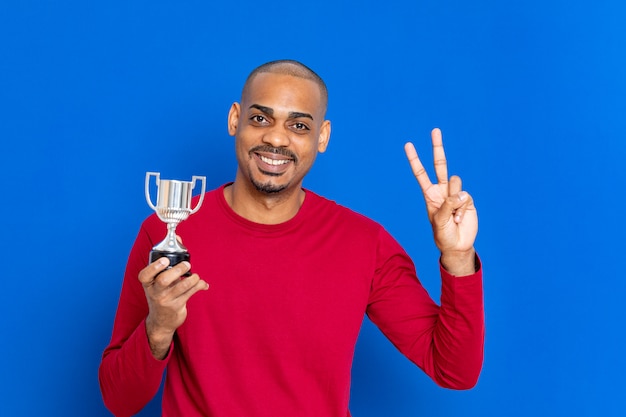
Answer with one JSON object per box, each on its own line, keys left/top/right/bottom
{"left": 149, "top": 222, "right": 191, "bottom": 276}
{"left": 165, "top": 222, "right": 180, "bottom": 248}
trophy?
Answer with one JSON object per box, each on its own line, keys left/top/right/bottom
{"left": 145, "top": 172, "right": 206, "bottom": 274}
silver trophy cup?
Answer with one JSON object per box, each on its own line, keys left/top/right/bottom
{"left": 145, "top": 172, "right": 206, "bottom": 273}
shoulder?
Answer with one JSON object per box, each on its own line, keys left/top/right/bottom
{"left": 304, "top": 190, "right": 410, "bottom": 265}
{"left": 303, "top": 189, "right": 384, "bottom": 234}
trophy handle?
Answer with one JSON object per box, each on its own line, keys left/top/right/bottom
{"left": 145, "top": 172, "right": 160, "bottom": 211}
{"left": 190, "top": 175, "right": 206, "bottom": 214}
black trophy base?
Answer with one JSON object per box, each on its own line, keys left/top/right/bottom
{"left": 150, "top": 250, "right": 191, "bottom": 277}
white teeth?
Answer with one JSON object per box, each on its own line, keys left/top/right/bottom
{"left": 259, "top": 155, "right": 290, "bottom": 165}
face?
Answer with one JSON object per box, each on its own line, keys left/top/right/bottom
{"left": 228, "top": 72, "right": 331, "bottom": 196}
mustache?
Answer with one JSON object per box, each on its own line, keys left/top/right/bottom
{"left": 250, "top": 146, "right": 298, "bottom": 163}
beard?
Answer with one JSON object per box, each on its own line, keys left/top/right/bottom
{"left": 249, "top": 171, "right": 288, "bottom": 194}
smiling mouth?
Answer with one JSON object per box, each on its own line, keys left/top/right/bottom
{"left": 251, "top": 151, "right": 294, "bottom": 177}
{"left": 258, "top": 154, "right": 291, "bottom": 166}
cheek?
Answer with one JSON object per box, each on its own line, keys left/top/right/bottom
{"left": 296, "top": 144, "right": 320, "bottom": 167}
{"left": 235, "top": 134, "right": 251, "bottom": 153}
{"left": 234, "top": 141, "right": 251, "bottom": 166}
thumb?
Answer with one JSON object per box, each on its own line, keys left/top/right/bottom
{"left": 434, "top": 191, "right": 470, "bottom": 226}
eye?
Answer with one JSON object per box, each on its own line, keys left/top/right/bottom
{"left": 250, "top": 114, "right": 269, "bottom": 125}
{"left": 292, "top": 122, "right": 310, "bottom": 131}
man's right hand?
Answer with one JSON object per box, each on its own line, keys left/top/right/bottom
{"left": 138, "top": 257, "right": 209, "bottom": 359}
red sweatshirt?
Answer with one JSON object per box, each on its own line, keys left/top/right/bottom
{"left": 99, "top": 185, "right": 484, "bottom": 417}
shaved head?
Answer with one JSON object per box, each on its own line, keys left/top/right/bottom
{"left": 242, "top": 60, "right": 328, "bottom": 115}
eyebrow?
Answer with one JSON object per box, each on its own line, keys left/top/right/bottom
{"left": 249, "top": 104, "right": 314, "bottom": 121}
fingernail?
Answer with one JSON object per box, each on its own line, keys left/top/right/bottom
{"left": 459, "top": 191, "right": 468, "bottom": 201}
{"left": 159, "top": 257, "right": 170, "bottom": 266}
{"left": 455, "top": 215, "right": 461, "bottom": 223}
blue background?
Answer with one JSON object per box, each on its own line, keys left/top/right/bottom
{"left": 1, "top": 0, "right": 625, "bottom": 415}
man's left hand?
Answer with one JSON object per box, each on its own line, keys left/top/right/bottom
{"left": 404, "top": 128, "right": 478, "bottom": 275}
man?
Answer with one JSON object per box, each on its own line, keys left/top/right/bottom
{"left": 99, "top": 60, "right": 484, "bottom": 417}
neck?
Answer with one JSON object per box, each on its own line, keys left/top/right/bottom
{"left": 225, "top": 178, "right": 305, "bottom": 225}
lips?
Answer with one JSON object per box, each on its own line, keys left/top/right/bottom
{"left": 250, "top": 146, "right": 296, "bottom": 175}
{"left": 258, "top": 154, "right": 291, "bottom": 166}
{"left": 252, "top": 151, "right": 294, "bottom": 175}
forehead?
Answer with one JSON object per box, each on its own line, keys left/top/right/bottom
{"left": 242, "top": 73, "right": 324, "bottom": 115}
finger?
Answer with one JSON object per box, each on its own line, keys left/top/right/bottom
{"left": 434, "top": 191, "right": 471, "bottom": 226}
{"left": 154, "top": 261, "right": 192, "bottom": 289}
{"left": 404, "top": 142, "right": 433, "bottom": 192}
{"left": 448, "top": 176, "right": 463, "bottom": 222}
{"left": 453, "top": 191, "right": 475, "bottom": 223}
{"left": 181, "top": 274, "right": 209, "bottom": 299}
{"left": 168, "top": 273, "right": 210, "bottom": 301}
{"left": 431, "top": 128, "right": 448, "bottom": 185}
{"left": 449, "top": 175, "right": 462, "bottom": 196}
{"left": 138, "top": 257, "right": 170, "bottom": 286}
{"left": 454, "top": 198, "right": 466, "bottom": 224}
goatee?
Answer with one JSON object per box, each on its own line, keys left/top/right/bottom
{"left": 250, "top": 176, "right": 288, "bottom": 194}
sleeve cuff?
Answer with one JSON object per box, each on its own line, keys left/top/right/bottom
{"left": 134, "top": 318, "right": 173, "bottom": 371}
{"left": 439, "top": 253, "right": 482, "bottom": 279}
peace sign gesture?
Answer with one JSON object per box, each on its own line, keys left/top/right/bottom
{"left": 405, "top": 128, "right": 478, "bottom": 275}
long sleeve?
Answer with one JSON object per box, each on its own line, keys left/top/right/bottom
{"left": 366, "top": 228, "right": 484, "bottom": 389}
{"left": 98, "top": 222, "right": 171, "bottom": 416}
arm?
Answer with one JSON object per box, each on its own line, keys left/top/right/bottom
{"left": 367, "top": 128, "right": 483, "bottom": 388}
{"left": 98, "top": 224, "right": 208, "bottom": 416}
{"left": 406, "top": 128, "right": 483, "bottom": 387}
{"left": 366, "top": 230, "right": 484, "bottom": 389}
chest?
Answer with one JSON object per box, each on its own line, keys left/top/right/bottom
{"left": 176, "top": 216, "right": 377, "bottom": 355}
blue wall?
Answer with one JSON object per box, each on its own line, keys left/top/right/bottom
{"left": 1, "top": 1, "right": 625, "bottom": 415}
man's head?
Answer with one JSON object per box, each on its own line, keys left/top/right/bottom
{"left": 228, "top": 60, "right": 331, "bottom": 196}
{"left": 241, "top": 60, "right": 328, "bottom": 117}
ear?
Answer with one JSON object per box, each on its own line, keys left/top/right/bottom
{"left": 227, "top": 102, "right": 241, "bottom": 136}
{"left": 317, "top": 120, "right": 331, "bottom": 153}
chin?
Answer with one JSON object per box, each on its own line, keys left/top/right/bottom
{"left": 250, "top": 177, "right": 289, "bottom": 194}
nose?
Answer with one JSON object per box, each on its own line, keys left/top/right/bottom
{"left": 262, "top": 125, "right": 291, "bottom": 148}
